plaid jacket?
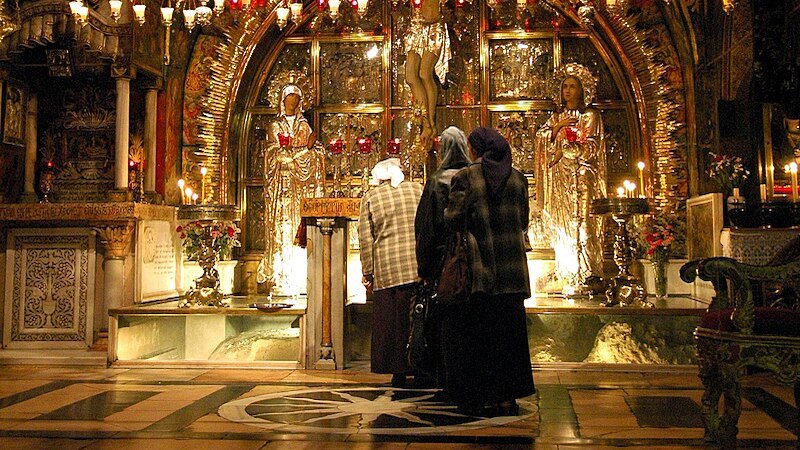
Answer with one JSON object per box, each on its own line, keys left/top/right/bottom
{"left": 444, "top": 163, "right": 531, "bottom": 297}
{"left": 358, "top": 180, "right": 423, "bottom": 290}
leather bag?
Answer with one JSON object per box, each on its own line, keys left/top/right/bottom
{"left": 407, "top": 282, "right": 437, "bottom": 376}
{"left": 436, "top": 230, "right": 472, "bottom": 305}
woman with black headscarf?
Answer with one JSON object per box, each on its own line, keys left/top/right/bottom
{"left": 441, "top": 126, "right": 535, "bottom": 416}
{"left": 416, "top": 126, "right": 472, "bottom": 281}
{"left": 414, "top": 126, "right": 471, "bottom": 388}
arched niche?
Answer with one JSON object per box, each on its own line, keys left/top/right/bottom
{"left": 179, "top": 0, "right": 690, "bottom": 259}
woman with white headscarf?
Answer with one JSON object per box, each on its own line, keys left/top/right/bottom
{"left": 358, "top": 158, "right": 423, "bottom": 387}
{"left": 257, "top": 84, "right": 325, "bottom": 296}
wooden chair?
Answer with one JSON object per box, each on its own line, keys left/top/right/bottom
{"left": 680, "top": 243, "right": 800, "bottom": 448}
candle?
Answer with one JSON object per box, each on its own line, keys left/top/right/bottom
{"left": 329, "top": 138, "right": 343, "bottom": 155}
{"left": 178, "top": 179, "right": 186, "bottom": 205}
{"left": 192, "top": 193, "right": 199, "bottom": 204}
{"left": 387, "top": 138, "right": 401, "bottom": 155}
{"left": 622, "top": 179, "right": 632, "bottom": 198}
{"left": 616, "top": 186, "right": 625, "bottom": 198}
{"left": 790, "top": 162, "right": 798, "bottom": 203}
{"left": 277, "top": 132, "right": 291, "bottom": 148}
{"left": 760, "top": 183, "right": 767, "bottom": 202}
{"left": 200, "top": 166, "right": 208, "bottom": 204}
{"left": 357, "top": 137, "right": 372, "bottom": 154}
{"left": 185, "top": 187, "right": 193, "bottom": 205}
{"left": 627, "top": 182, "right": 637, "bottom": 198}
{"left": 637, "top": 161, "right": 645, "bottom": 197}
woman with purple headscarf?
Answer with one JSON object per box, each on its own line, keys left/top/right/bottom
{"left": 441, "top": 127, "right": 535, "bottom": 416}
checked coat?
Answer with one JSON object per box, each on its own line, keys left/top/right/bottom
{"left": 358, "top": 180, "right": 424, "bottom": 291}
{"left": 444, "top": 162, "right": 531, "bottom": 298}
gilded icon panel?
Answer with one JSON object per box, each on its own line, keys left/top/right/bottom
{"left": 602, "top": 109, "right": 632, "bottom": 177}
{"left": 246, "top": 185, "right": 265, "bottom": 252}
{"left": 490, "top": 110, "right": 550, "bottom": 174}
{"left": 320, "top": 42, "right": 383, "bottom": 105}
{"left": 2, "top": 80, "right": 25, "bottom": 146}
{"left": 489, "top": 39, "right": 552, "bottom": 101}
{"left": 247, "top": 115, "right": 272, "bottom": 179}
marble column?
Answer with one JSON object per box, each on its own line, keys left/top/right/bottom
{"left": 315, "top": 218, "right": 336, "bottom": 370}
{"left": 21, "top": 92, "right": 38, "bottom": 202}
{"left": 144, "top": 88, "right": 157, "bottom": 194}
{"left": 96, "top": 224, "right": 134, "bottom": 313}
{"left": 114, "top": 77, "right": 131, "bottom": 194}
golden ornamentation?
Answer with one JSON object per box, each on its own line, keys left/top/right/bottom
{"left": 95, "top": 223, "right": 134, "bottom": 258}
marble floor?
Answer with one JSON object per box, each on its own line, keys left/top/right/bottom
{"left": 0, "top": 366, "right": 797, "bottom": 449}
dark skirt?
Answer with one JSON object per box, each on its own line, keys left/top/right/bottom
{"left": 370, "top": 283, "right": 415, "bottom": 374}
{"left": 440, "top": 293, "right": 535, "bottom": 406}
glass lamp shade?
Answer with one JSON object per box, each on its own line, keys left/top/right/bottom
{"left": 109, "top": 0, "right": 122, "bottom": 19}
{"left": 132, "top": 4, "right": 146, "bottom": 24}
{"left": 213, "top": 0, "right": 225, "bottom": 12}
{"left": 196, "top": 5, "right": 212, "bottom": 26}
{"left": 276, "top": 6, "right": 289, "bottom": 28}
{"left": 183, "top": 8, "right": 196, "bottom": 29}
{"left": 328, "top": 0, "right": 341, "bottom": 18}
{"left": 161, "top": 6, "right": 174, "bottom": 25}
{"left": 289, "top": 2, "right": 302, "bottom": 21}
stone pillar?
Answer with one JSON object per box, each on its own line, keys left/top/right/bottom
{"left": 111, "top": 76, "right": 131, "bottom": 201}
{"left": 315, "top": 218, "right": 336, "bottom": 370}
{"left": 21, "top": 92, "right": 38, "bottom": 202}
{"left": 144, "top": 88, "right": 157, "bottom": 194}
{"left": 96, "top": 224, "right": 134, "bottom": 313}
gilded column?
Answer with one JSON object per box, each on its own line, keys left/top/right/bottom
{"left": 315, "top": 218, "right": 336, "bottom": 369}
{"left": 21, "top": 92, "right": 38, "bottom": 202}
{"left": 144, "top": 88, "right": 157, "bottom": 194}
{"left": 96, "top": 224, "right": 134, "bottom": 312}
{"left": 114, "top": 76, "right": 131, "bottom": 193}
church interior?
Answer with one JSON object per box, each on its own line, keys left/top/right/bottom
{"left": 0, "top": 0, "right": 799, "bottom": 448}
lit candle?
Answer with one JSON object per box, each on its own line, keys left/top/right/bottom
{"left": 178, "top": 179, "right": 185, "bottom": 205}
{"left": 627, "top": 182, "right": 637, "bottom": 198}
{"left": 357, "top": 137, "right": 372, "bottom": 154}
{"left": 329, "top": 138, "right": 343, "bottom": 155}
{"left": 623, "top": 179, "right": 632, "bottom": 198}
{"left": 192, "top": 193, "right": 199, "bottom": 205}
{"left": 616, "top": 186, "right": 625, "bottom": 198}
{"left": 185, "top": 187, "right": 193, "bottom": 205}
{"left": 790, "top": 162, "right": 798, "bottom": 203}
{"left": 200, "top": 166, "right": 208, "bottom": 204}
{"left": 387, "top": 138, "right": 401, "bottom": 155}
{"left": 637, "top": 161, "right": 645, "bottom": 198}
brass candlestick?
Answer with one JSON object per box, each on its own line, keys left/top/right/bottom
{"left": 590, "top": 197, "right": 652, "bottom": 307}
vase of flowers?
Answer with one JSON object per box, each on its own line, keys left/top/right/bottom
{"left": 708, "top": 152, "right": 750, "bottom": 195}
{"left": 176, "top": 220, "right": 241, "bottom": 261}
{"left": 641, "top": 215, "right": 680, "bottom": 300}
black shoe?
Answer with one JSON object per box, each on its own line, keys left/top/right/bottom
{"left": 391, "top": 374, "right": 407, "bottom": 388}
{"left": 495, "top": 400, "right": 520, "bottom": 416}
{"left": 457, "top": 404, "right": 492, "bottom": 417}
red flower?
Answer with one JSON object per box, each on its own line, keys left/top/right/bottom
{"left": 180, "top": 233, "right": 185, "bottom": 239}
{"left": 227, "top": 227, "right": 235, "bottom": 237}
{"left": 176, "top": 225, "right": 183, "bottom": 232}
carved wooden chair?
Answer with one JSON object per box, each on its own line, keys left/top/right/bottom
{"left": 680, "top": 239, "right": 800, "bottom": 448}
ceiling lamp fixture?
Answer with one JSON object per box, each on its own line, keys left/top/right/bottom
{"left": 132, "top": 1, "right": 147, "bottom": 25}
{"left": 356, "top": 0, "right": 368, "bottom": 17}
{"left": 109, "top": 0, "right": 122, "bottom": 21}
{"left": 290, "top": 1, "right": 302, "bottom": 22}
{"left": 328, "top": 0, "right": 341, "bottom": 19}
{"left": 276, "top": 2, "right": 290, "bottom": 28}
{"left": 69, "top": 0, "right": 89, "bottom": 26}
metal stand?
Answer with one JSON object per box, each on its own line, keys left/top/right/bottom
{"left": 591, "top": 197, "right": 652, "bottom": 307}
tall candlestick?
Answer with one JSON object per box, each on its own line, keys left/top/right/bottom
{"left": 760, "top": 183, "right": 767, "bottom": 202}
{"left": 790, "top": 162, "right": 798, "bottom": 203}
{"left": 637, "top": 161, "right": 645, "bottom": 198}
{"left": 178, "top": 179, "right": 185, "bottom": 205}
{"left": 200, "top": 166, "right": 208, "bottom": 204}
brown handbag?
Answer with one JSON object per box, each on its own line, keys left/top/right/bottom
{"left": 436, "top": 230, "right": 472, "bottom": 305}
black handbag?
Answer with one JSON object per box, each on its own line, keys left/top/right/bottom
{"left": 407, "top": 282, "right": 437, "bottom": 377}
{"left": 436, "top": 230, "right": 472, "bottom": 305}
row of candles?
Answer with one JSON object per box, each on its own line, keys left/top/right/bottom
{"left": 177, "top": 166, "right": 209, "bottom": 205}
{"left": 784, "top": 161, "right": 798, "bottom": 203}
{"left": 615, "top": 161, "right": 647, "bottom": 198}
{"left": 277, "top": 131, "right": 408, "bottom": 155}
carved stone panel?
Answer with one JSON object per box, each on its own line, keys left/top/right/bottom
{"left": 3, "top": 228, "right": 96, "bottom": 348}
